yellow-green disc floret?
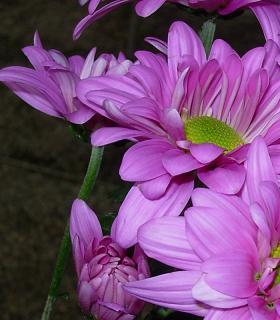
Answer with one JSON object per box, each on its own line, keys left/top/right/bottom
{"left": 184, "top": 116, "right": 244, "bottom": 152}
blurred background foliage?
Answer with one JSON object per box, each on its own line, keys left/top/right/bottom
{"left": 0, "top": 1, "right": 263, "bottom": 319}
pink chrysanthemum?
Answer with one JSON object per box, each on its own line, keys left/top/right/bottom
{"left": 70, "top": 199, "right": 150, "bottom": 319}
{"left": 78, "top": 21, "right": 280, "bottom": 200}
{"left": 74, "top": 0, "right": 280, "bottom": 44}
{"left": 124, "top": 137, "right": 280, "bottom": 319}
{"left": 0, "top": 32, "right": 131, "bottom": 124}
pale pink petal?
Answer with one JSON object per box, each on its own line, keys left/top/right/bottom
{"left": 205, "top": 306, "right": 252, "bottom": 320}
{"left": 112, "top": 176, "right": 193, "bottom": 248}
{"left": 124, "top": 271, "right": 208, "bottom": 316}
{"left": 135, "top": 0, "right": 166, "bottom": 17}
{"left": 185, "top": 206, "right": 258, "bottom": 261}
{"left": 91, "top": 127, "right": 143, "bottom": 146}
{"left": 202, "top": 251, "right": 259, "bottom": 298}
{"left": 246, "top": 136, "right": 277, "bottom": 204}
{"left": 192, "top": 275, "right": 248, "bottom": 309}
{"left": 138, "top": 216, "right": 202, "bottom": 270}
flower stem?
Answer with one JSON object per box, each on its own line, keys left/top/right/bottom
{"left": 199, "top": 18, "right": 217, "bottom": 56}
{"left": 41, "top": 146, "right": 104, "bottom": 320}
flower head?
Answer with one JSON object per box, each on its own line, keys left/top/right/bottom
{"left": 70, "top": 199, "right": 150, "bottom": 319}
{"left": 78, "top": 21, "right": 280, "bottom": 199}
{"left": 123, "top": 136, "right": 280, "bottom": 319}
{"left": 74, "top": 0, "right": 280, "bottom": 44}
{"left": 0, "top": 32, "right": 131, "bottom": 124}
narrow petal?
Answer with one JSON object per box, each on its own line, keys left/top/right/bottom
{"left": 91, "top": 127, "right": 143, "bottom": 146}
{"left": 111, "top": 176, "right": 193, "bottom": 248}
{"left": 135, "top": 0, "right": 166, "bottom": 17}
{"left": 250, "top": 3, "right": 280, "bottom": 44}
{"left": 70, "top": 199, "right": 103, "bottom": 246}
{"left": 246, "top": 136, "right": 277, "bottom": 204}
{"left": 138, "top": 217, "right": 202, "bottom": 270}
{"left": 124, "top": 271, "right": 208, "bottom": 316}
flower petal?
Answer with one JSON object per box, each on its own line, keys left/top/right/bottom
{"left": 198, "top": 161, "right": 246, "bottom": 194}
{"left": 70, "top": 199, "right": 103, "bottom": 246}
{"left": 112, "top": 176, "right": 193, "bottom": 248}
{"left": 202, "top": 251, "right": 259, "bottom": 298}
{"left": 190, "top": 143, "right": 224, "bottom": 164}
{"left": 124, "top": 271, "right": 208, "bottom": 316}
{"left": 138, "top": 216, "right": 202, "bottom": 270}
{"left": 185, "top": 206, "right": 257, "bottom": 261}
{"left": 120, "top": 139, "right": 172, "bottom": 182}
{"left": 192, "top": 275, "right": 248, "bottom": 309}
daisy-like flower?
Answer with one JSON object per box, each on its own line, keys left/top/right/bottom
{"left": 78, "top": 21, "right": 280, "bottom": 200}
{"left": 70, "top": 199, "right": 150, "bottom": 319}
{"left": 0, "top": 32, "right": 131, "bottom": 124}
{"left": 124, "top": 137, "right": 280, "bottom": 319}
{"left": 74, "top": 0, "right": 280, "bottom": 44}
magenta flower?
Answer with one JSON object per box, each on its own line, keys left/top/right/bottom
{"left": 124, "top": 137, "right": 280, "bottom": 319}
{"left": 70, "top": 199, "right": 150, "bottom": 319}
{"left": 74, "top": 0, "right": 280, "bottom": 44}
{"left": 77, "top": 21, "right": 280, "bottom": 200}
{"left": 0, "top": 32, "right": 131, "bottom": 124}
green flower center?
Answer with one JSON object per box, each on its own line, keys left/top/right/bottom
{"left": 271, "top": 245, "right": 280, "bottom": 285}
{"left": 271, "top": 245, "right": 280, "bottom": 258}
{"left": 184, "top": 116, "right": 244, "bottom": 152}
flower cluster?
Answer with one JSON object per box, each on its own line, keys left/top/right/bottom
{"left": 2, "top": 1, "right": 280, "bottom": 320}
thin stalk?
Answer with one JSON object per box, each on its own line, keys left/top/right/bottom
{"left": 41, "top": 146, "right": 104, "bottom": 320}
{"left": 199, "top": 18, "right": 217, "bottom": 56}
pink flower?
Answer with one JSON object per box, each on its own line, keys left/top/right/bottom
{"left": 0, "top": 32, "right": 131, "bottom": 124}
{"left": 70, "top": 199, "right": 150, "bottom": 319}
{"left": 74, "top": 0, "right": 280, "bottom": 44}
{"left": 124, "top": 136, "right": 280, "bottom": 319}
{"left": 78, "top": 21, "right": 280, "bottom": 199}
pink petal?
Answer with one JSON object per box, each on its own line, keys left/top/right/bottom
{"left": 198, "top": 161, "right": 246, "bottom": 194}
{"left": 111, "top": 176, "right": 193, "bottom": 248}
{"left": 120, "top": 139, "right": 172, "bottom": 182}
{"left": 192, "top": 275, "right": 248, "bottom": 309}
{"left": 70, "top": 199, "right": 103, "bottom": 246}
{"left": 190, "top": 143, "right": 224, "bottom": 164}
{"left": 135, "top": 0, "right": 166, "bottom": 17}
{"left": 205, "top": 307, "right": 252, "bottom": 320}
{"left": 185, "top": 206, "right": 258, "bottom": 261}
{"left": 162, "top": 149, "right": 204, "bottom": 176}
{"left": 191, "top": 188, "right": 257, "bottom": 240}
{"left": 91, "top": 127, "right": 143, "bottom": 146}
{"left": 138, "top": 216, "right": 202, "bottom": 270}
{"left": 246, "top": 136, "right": 277, "bottom": 204}
{"left": 202, "top": 251, "right": 259, "bottom": 298}
{"left": 138, "top": 173, "right": 172, "bottom": 200}
{"left": 250, "top": 3, "right": 280, "bottom": 44}
{"left": 124, "top": 271, "right": 208, "bottom": 316}
{"left": 168, "top": 21, "right": 206, "bottom": 81}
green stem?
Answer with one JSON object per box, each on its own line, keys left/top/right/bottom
{"left": 199, "top": 18, "right": 217, "bottom": 56}
{"left": 41, "top": 146, "right": 104, "bottom": 320}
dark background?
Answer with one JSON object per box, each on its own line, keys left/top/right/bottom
{"left": 0, "top": 1, "right": 263, "bottom": 319}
